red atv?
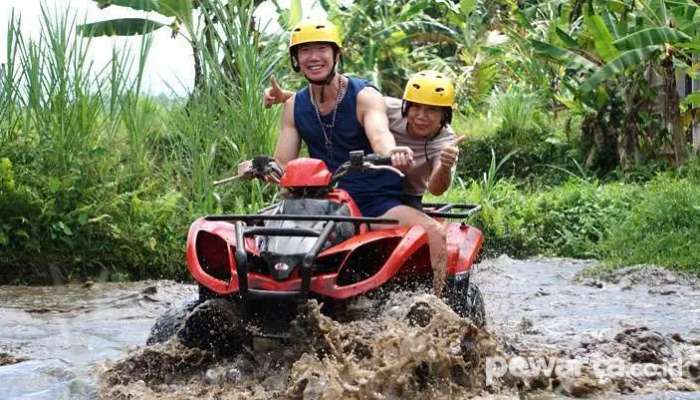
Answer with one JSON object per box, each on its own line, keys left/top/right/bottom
{"left": 148, "top": 152, "right": 485, "bottom": 354}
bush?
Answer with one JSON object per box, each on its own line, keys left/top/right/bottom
{"left": 441, "top": 174, "right": 698, "bottom": 274}
{"left": 599, "top": 175, "right": 700, "bottom": 273}
{"left": 457, "top": 87, "right": 581, "bottom": 185}
{"left": 524, "top": 181, "right": 640, "bottom": 259}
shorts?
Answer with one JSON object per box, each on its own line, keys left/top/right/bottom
{"left": 351, "top": 192, "right": 403, "bottom": 218}
{"left": 400, "top": 194, "right": 424, "bottom": 211}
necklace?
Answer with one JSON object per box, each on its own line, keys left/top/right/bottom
{"left": 310, "top": 75, "right": 346, "bottom": 154}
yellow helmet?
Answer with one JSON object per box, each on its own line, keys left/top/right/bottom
{"left": 289, "top": 19, "right": 342, "bottom": 50}
{"left": 402, "top": 70, "right": 455, "bottom": 107}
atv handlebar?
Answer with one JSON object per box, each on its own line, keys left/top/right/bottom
{"left": 214, "top": 156, "right": 283, "bottom": 186}
{"left": 215, "top": 152, "right": 401, "bottom": 187}
{"left": 350, "top": 150, "right": 391, "bottom": 167}
{"left": 334, "top": 150, "right": 404, "bottom": 182}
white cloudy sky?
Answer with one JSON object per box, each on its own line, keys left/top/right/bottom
{"left": 0, "top": 0, "right": 321, "bottom": 95}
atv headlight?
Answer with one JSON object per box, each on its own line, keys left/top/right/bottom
{"left": 195, "top": 231, "right": 232, "bottom": 282}
{"left": 337, "top": 237, "right": 401, "bottom": 286}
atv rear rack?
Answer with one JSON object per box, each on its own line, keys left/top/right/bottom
{"left": 421, "top": 203, "right": 481, "bottom": 219}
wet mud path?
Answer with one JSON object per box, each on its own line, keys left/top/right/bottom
{"left": 1, "top": 257, "right": 699, "bottom": 399}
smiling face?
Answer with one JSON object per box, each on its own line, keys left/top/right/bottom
{"left": 295, "top": 42, "right": 337, "bottom": 81}
{"left": 406, "top": 103, "right": 446, "bottom": 139}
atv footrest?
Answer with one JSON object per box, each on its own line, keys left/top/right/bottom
{"left": 248, "top": 288, "right": 303, "bottom": 301}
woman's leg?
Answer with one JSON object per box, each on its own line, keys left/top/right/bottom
{"left": 377, "top": 205, "right": 447, "bottom": 296}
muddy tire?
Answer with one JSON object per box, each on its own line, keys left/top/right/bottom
{"left": 147, "top": 298, "right": 246, "bottom": 357}
{"left": 176, "top": 298, "right": 245, "bottom": 356}
{"left": 198, "top": 284, "right": 218, "bottom": 302}
{"left": 146, "top": 285, "right": 216, "bottom": 345}
{"left": 445, "top": 277, "right": 486, "bottom": 328}
{"left": 146, "top": 300, "right": 200, "bottom": 345}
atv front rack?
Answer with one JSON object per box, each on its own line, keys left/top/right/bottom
{"left": 206, "top": 214, "right": 400, "bottom": 224}
{"left": 204, "top": 214, "right": 399, "bottom": 303}
{"left": 201, "top": 214, "right": 401, "bottom": 341}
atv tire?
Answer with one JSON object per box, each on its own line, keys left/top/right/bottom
{"left": 147, "top": 299, "right": 200, "bottom": 345}
{"left": 177, "top": 298, "right": 245, "bottom": 356}
{"left": 445, "top": 277, "right": 486, "bottom": 328}
{"left": 146, "top": 284, "right": 218, "bottom": 345}
{"left": 147, "top": 298, "right": 245, "bottom": 357}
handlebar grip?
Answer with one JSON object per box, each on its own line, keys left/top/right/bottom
{"left": 364, "top": 154, "right": 392, "bottom": 166}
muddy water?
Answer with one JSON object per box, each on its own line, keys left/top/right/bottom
{"left": 0, "top": 281, "right": 195, "bottom": 399}
{"left": 1, "top": 258, "right": 699, "bottom": 399}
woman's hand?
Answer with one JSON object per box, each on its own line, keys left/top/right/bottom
{"left": 263, "top": 76, "right": 293, "bottom": 108}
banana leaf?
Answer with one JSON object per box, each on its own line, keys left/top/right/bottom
{"left": 78, "top": 18, "right": 164, "bottom": 37}
{"left": 289, "top": 0, "right": 301, "bottom": 28}
{"left": 613, "top": 27, "right": 690, "bottom": 51}
{"left": 584, "top": 9, "right": 619, "bottom": 62}
{"left": 157, "top": 0, "right": 194, "bottom": 20}
{"left": 580, "top": 45, "right": 661, "bottom": 93}
{"left": 530, "top": 39, "right": 599, "bottom": 71}
{"left": 91, "top": 0, "right": 194, "bottom": 21}
{"left": 648, "top": 0, "right": 668, "bottom": 26}
{"left": 555, "top": 27, "right": 579, "bottom": 49}
{"left": 91, "top": 0, "right": 159, "bottom": 11}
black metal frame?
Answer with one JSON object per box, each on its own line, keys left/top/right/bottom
{"left": 421, "top": 203, "right": 482, "bottom": 219}
{"left": 206, "top": 213, "right": 399, "bottom": 236}
{"left": 228, "top": 219, "right": 340, "bottom": 341}
{"left": 206, "top": 214, "right": 400, "bottom": 224}
{"left": 208, "top": 214, "right": 399, "bottom": 308}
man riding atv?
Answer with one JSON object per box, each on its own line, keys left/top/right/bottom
{"left": 262, "top": 64, "right": 465, "bottom": 297}
{"left": 145, "top": 19, "right": 485, "bottom": 356}
{"left": 240, "top": 19, "right": 454, "bottom": 296}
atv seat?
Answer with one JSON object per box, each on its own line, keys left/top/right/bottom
{"left": 274, "top": 199, "right": 356, "bottom": 247}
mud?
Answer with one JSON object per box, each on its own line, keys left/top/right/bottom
{"left": 0, "top": 352, "right": 27, "bottom": 366}
{"left": 1, "top": 257, "right": 700, "bottom": 399}
{"left": 101, "top": 294, "right": 497, "bottom": 399}
{"left": 475, "top": 256, "right": 700, "bottom": 399}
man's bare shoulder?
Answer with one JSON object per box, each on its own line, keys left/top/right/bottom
{"left": 357, "top": 85, "right": 384, "bottom": 106}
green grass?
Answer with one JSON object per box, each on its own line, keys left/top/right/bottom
{"left": 434, "top": 172, "right": 699, "bottom": 275}
{"left": 0, "top": 3, "right": 283, "bottom": 283}
{"left": 599, "top": 177, "right": 700, "bottom": 272}
{"left": 452, "top": 111, "right": 499, "bottom": 139}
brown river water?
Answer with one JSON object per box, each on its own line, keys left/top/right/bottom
{"left": 1, "top": 256, "right": 699, "bottom": 399}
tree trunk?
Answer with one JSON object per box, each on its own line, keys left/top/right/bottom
{"left": 661, "top": 55, "right": 684, "bottom": 166}
{"left": 192, "top": 42, "right": 204, "bottom": 94}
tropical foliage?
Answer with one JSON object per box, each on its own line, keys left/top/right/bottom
{"left": 519, "top": 0, "right": 700, "bottom": 171}
{"left": 1, "top": 0, "right": 699, "bottom": 283}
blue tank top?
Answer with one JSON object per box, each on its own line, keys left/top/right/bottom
{"left": 294, "top": 76, "right": 402, "bottom": 201}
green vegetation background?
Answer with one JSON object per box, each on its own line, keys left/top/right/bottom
{"left": 1, "top": 0, "right": 699, "bottom": 284}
